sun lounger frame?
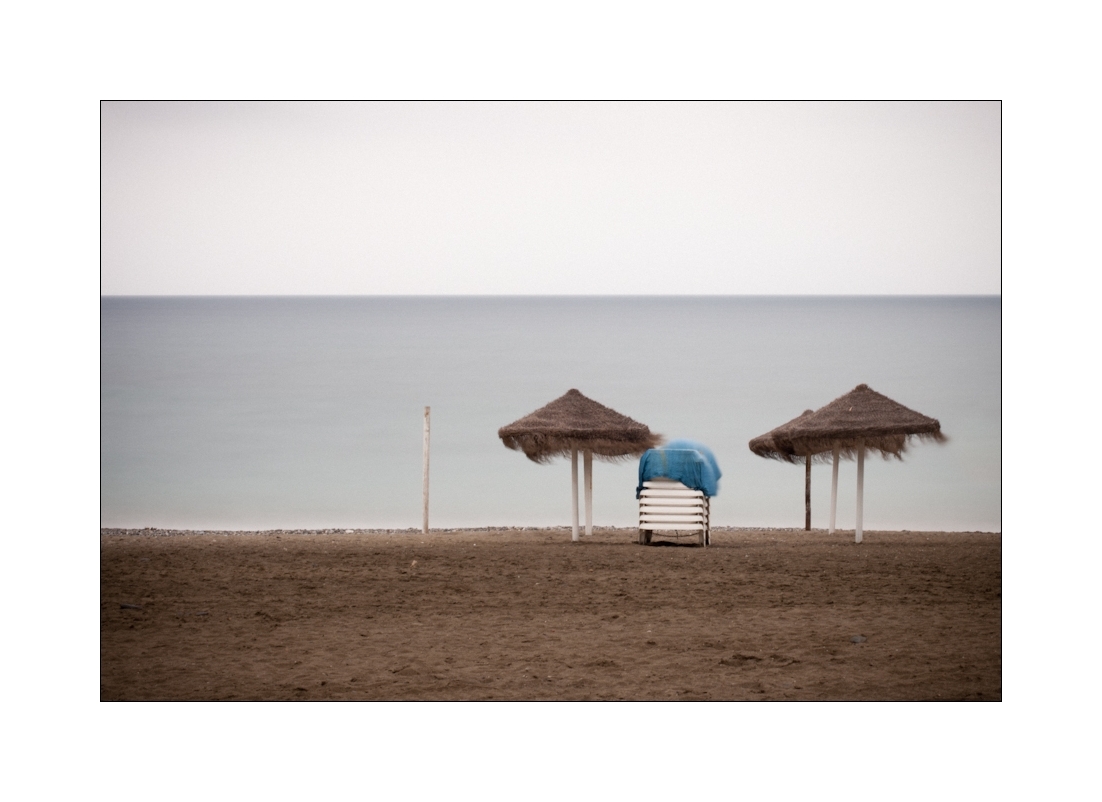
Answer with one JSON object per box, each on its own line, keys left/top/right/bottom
{"left": 638, "top": 479, "right": 710, "bottom": 546}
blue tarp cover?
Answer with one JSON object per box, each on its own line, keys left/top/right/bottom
{"left": 636, "top": 439, "right": 721, "bottom": 498}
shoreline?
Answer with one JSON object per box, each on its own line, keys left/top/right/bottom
{"left": 101, "top": 526, "right": 1001, "bottom": 537}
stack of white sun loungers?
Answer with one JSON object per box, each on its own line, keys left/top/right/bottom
{"left": 637, "top": 478, "right": 710, "bottom": 546}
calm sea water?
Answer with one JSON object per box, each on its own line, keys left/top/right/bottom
{"left": 101, "top": 296, "right": 1001, "bottom": 532}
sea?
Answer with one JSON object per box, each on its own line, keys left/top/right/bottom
{"left": 100, "top": 296, "right": 1001, "bottom": 532}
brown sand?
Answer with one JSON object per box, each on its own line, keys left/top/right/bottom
{"left": 101, "top": 527, "right": 1000, "bottom": 701}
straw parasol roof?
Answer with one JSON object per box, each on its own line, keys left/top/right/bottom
{"left": 749, "top": 409, "right": 817, "bottom": 463}
{"left": 750, "top": 384, "right": 945, "bottom": 463}
{"left": 498, "top": 388, "right": 662, "bottom": 463}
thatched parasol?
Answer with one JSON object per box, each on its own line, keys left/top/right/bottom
{"left": 762, "top": 384, "right": 944, "bottom": 461}
{"left": 749, "top": 385, "right": 946, "bottom": 542}
{"left": 499, "top": 389, "right": 662, "bottom": 541}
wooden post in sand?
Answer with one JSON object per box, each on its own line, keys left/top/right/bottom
{"left": 571, "top": 448, "right": 580, "bottom": 542}
{"left": 804, "top": 455, "right": 811, "bottom": 531}
{"left": 422, "top": 406, "right": 430, "bottom": 535}
{"left": 855, "top": 440, "right": 865, "bottom": 544}
{"left": 584, "top": 449, "right": 593, "bottom": 537}
{"left": 829, "top": 444, "right": 840, "bottom": 535}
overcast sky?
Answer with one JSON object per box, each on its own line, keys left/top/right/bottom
{"left": 101, "top": 101, "right": 1000, "bottom": 295}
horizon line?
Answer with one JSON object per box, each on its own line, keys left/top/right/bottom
{"left": 100, "top": 292, "right": 1002, "bottom": 299}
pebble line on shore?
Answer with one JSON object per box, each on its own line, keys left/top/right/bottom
{"left": 99, "top": 525, "right": 815, "bottom": 538}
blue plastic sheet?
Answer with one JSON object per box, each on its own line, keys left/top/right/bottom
{"left": 636, "top": 439, "right": 721, "bottom": 498}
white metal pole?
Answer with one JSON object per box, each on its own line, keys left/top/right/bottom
{"left": 422, "top": 406, "right": 430, "bottom": 535}
{"left": 855, "top": 440, "right": 865, "bottom": 544}
{"left": 829, "top": 443, "right": 840, "bottom": 535}
{"left": 804, "top": 455, "right": 811, "bottom": 531}
{"left": 571, "top": 447, "right": 580, "bottom": 542}
{"left": 584, "top": 449, "right": 593, "bottom": 537}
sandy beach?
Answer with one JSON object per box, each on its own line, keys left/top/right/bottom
{"left": 101, "top": 527, "right": 1000, "bottom": 701}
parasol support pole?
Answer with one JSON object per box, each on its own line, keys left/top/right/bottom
{"left": 829, "top": 444, "right": 839, "bottom": 535}
{"left": 571, "top": 448, "right": 580, "bottom": 542}
{"left": 584, "top": 449, "right": 593, "bottom": 537}
{"left": 422, "top": 406, "right": 430, "bottom": 535}
{"left": 805, "top": 455, "right": 811, "bottom": 531}
{"left": 855, "top": 440, "right": 865, "bottom": 544}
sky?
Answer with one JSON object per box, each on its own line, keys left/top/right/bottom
{"left": 101, "top": 101, "right": 1001, "bottom": 296}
